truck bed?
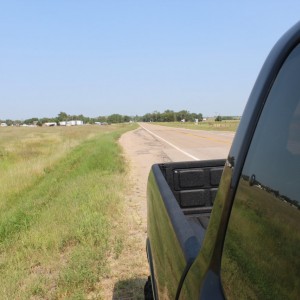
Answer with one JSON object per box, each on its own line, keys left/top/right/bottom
{"left": 158, "top": 160, "right": 225, "bottom": 229}
{"left": 146, "top": 159, "right": 226, "bottom": 299}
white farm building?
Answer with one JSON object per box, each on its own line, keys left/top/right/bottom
{"left": 59, "top": 120, "right": 84, "bottom": 126}
{"left": 44, "top": 122, "right": 57, "bottom": 127}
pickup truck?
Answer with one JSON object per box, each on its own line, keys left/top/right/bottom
{"left": 145, "top": 22, "right": 300, "bottom": 299}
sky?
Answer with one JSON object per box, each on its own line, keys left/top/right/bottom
{"left": 1, "top": 1, "right": 300, "bottom": 120}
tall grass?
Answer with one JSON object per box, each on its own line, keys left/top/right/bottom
{"left": 0, "top": 124, "right": 137, "bottom": 299}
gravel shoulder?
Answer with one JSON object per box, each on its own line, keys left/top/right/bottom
{"left": 119, "top": 127, "right": 171, "bottom": 221}
{"left": 98, "top": 127, "right": 170, "bottom": 299}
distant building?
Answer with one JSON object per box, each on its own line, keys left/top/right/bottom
{"left": 0, "top": 123, "right": 7, "bottom": 127}
{"left": 67, "top": 120, "right": 76, "bottom": 126}
{"left": 44, "top": 122, "right": 57, "bottom": 127}
{"left": 60, "top": 120, "right": 83, "bottom": 126}
{"left": 95, "top": 122, "right": 108, "bottom": 125}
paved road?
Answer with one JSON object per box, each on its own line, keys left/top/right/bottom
{"left": 139, "top": 123, "right": 234, "bottom": 162}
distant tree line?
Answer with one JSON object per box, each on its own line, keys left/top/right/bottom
{"left": 1, "top": 110, "right": 240, "bottom": 126}
{"left": 0, "top": 112, "right": 132, "bottom": 126}
{"left": 215, "top": 115, "right": 241, "bottom": 122}
{"left": 218, "top": 116, "right": 241, "bottom": 121}
{"left": 137, "top": 110, "right": 203, "bottom": 122}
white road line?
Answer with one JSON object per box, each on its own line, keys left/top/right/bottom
{"left": 139, "top": 124, "right": 199, "bottom": 161}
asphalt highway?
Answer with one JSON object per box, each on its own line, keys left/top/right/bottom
{"left": 139, "top": 123, "right": 235, "bottom": 162}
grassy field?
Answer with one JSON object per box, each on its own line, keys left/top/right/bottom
{"left": 0, "top": 124, "right": 137, "bottom": 299}
{"left": 154, "top": 120, "right": 239, "bottom": 132}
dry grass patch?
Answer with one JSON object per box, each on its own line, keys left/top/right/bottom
{"left": 0, "top": 124, "right": 138, "bottom": 299}
{"left": 155, "top": 120, "right": 239, "bottom": 132}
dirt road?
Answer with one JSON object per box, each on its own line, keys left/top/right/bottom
{"left": 100, "top": 124, "right": 234, "bottom": 299}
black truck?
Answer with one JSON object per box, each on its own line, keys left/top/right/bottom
{"left": 145, "top": 22, "right": 300, "bottom": 299}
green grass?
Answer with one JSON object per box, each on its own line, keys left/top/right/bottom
{"left": 0, "top": 124, "right": 137, "bottom": 299}
{"left": 154, "top": 121, "right": 239, "bottom": 132}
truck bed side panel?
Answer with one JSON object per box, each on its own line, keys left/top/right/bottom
{"left": 147, "top": 167, "right": 200, "bottom": 299}
{"left": 147, "top": 161, "right": 225, "bottom": 299}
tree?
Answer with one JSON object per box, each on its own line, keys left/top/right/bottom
{"left": 196, "top": 113, "right": 203, "bottom": 122}
{"left": 5, "top": 119, "right": 14, "bottom": 126}
{"left": 97, "top": 116, "right": 108, "bottom": 123}
{"left": 123, "top": 115, "right": 131, "bottom": 122}
{"left": 24, "top": 118, "right": 39, "bottom": 125}
{"left": 162, "top": 110, "right": 176, "bottom": 122}
{"left": 215, "top": 115, "right": 222, "bottom": 122}
{"left": 176, "top": 110, "right": 189, "bottom": 122}
{"left": 57, "top": 112, "right": 68, "bottom": 121}
{"left": 152, "top": 111, "right": 161, "bottom": 122}
{"left": 107, "top": 114, "right": 123, "bottom": 123}
{"left": 142, "top": 113, "right": 152, "bottom": 122}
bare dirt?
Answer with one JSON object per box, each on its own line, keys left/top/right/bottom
{"left": 98, "top": 127, "right": 170, "bottom": 299}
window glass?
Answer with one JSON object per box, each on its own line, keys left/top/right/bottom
{"left": 221, "top": 44, "right": 300, "bottom": 299}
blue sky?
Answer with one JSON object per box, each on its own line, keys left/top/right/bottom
{"left": 1, "top": 1, "right": 300, "bottom": 120}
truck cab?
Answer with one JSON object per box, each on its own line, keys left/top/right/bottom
{"left": 146, "top": 22, "right": 300, "bottom": 299}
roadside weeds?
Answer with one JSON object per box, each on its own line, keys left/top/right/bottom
{"left": 97, "top": 154, "right": 149, "bottom": 300}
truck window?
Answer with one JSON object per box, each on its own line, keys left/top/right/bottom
{"left": 221, "top": 44, "right": 300, "bottom": 299}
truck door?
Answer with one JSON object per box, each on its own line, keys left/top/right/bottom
{"left": 221, "top": 43, "right": 300, "bottom": 299}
